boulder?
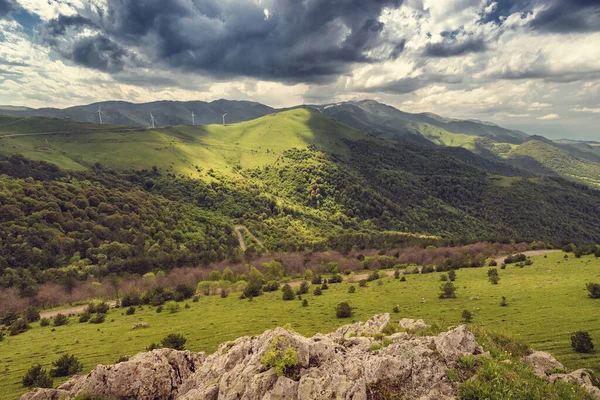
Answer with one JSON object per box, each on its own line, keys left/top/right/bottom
{"left": 522, "top": 351, "right": 564, "bottom": 377}
{"left": 399, "top": 318, "right": 430, "bottom": 331}
{"left": 551, "top": 369, "right": 600, "bottom": 400}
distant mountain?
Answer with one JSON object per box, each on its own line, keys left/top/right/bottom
{"left": 0, "top": 100, "right": 275, "bottom": 128}
{"left": 320, "top": 100, "right": 530, "bottom": 145}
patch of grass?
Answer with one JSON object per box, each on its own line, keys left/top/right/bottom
{"left": 1, "top": 253, "right": 599, "bottom": 399}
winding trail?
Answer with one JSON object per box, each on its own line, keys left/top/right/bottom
{"left": 38, "top": 249, "right": 560, "bottom": 318}
{"left": 234, "top": 225, "right": 265, "bottom": 251}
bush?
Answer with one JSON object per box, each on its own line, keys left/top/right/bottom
{"left": 40, "top": 318, "right": 50, "bottom": 327}
{"left": 329, "top": 274, "right": 343, "bottom": 283}
{"left": 23, "top": 307, "right": 40, "bottom": 323}
{"left": 173, "top": 284, "right": 196, "bottom": 301}
{"left": 393, "top": 305, "right": 399, "bottom": 313}
{"left": 302, "top": 299, "right": 308, "bottom": 307}
{"left": 263, "top": 280, "right": 280, "bottom": 292}
{"left": 394, "top": 270, "right": 400, "bottom": 279}
{"left": 440, "top": 274, "right": 448, "bottom": 282}
{"left": 89, "top": 313, "right": 105, "bottom": 324}
{"left": 400, "top": 276, "right": 406, "bottom": 282}
{"left": 448, "top": 270, "right": 456, "bottom": 282}
{"left": 298, "top": 281, "right": 310, "bottom": 294}
{"left": 53, "top": 314, "right": 69, "bottom": 327}
{"left": 321, "top": 283, "right": 329, "bottom": 290}
{"left": 50, "top": 354, "right": 83, "bottom": 377}
{"left": 88, "top": 302, "right": 109, "bottom": 314}
{"left": 0, "top": 312, "right": 18, "bottom": 326}
{"left": 78, "top": 311, "right": 91, "bottom": 323}
{"left": 121, "top": 293, "right": 141, "bottom": 307}
{"left": 165, "top": 301, "right": 179, "bottom": 314}
{"left": 571, "top": 331, "right": 594, "bottom": 353}
{"left": 125, "top": 306, "right": 136, "bottom": 315}
{"left": 504, "top": 253, "right": 526, "bottom": 264}
{"left": 282, "top": 284, "right": 295, "bottom": 301}
{"left": 462, "top": 310, "right": 473, "bottom": 323}
{"left": 10, "top": 318, "right": 30, "bottom": 336}
{"left": 367, "top": 271, "right": 379, "bottom": 282}
{"left": 348, "top": 285, "right": 356, "bottom": 293}
{"left": 260, "top": 336, "right": 299, "bottom": 377}
{"left": 313, "top": 287, "right": 322, "bottom": 296}
{"left": 586, "top": 283, "right": 600, "bottom": 299}
{"left": 311, "top": 275, "right": 323, "bottom": 285}
{"left": 500, "top": 263, "right": 506, "bottom": 270}
{"left": 220, "top": 290, "right": 229, "bottom": 298}
{"left": 335, "top": 302, "right": 353, "bottom": 318}
{"left": 358, "top": 279, "right": 367, "bottom": 287}
{"left": 439, "top": 282, "right": 457, "bottom": 299}
{"left": 500, "top": 296, "right": 508, "bottom": 307}
{"left": 22, "top": 364, "right": 53, "bottom": 388}
{"left": 488, "top": 268, "right": 500, "bottom": 285}
{"left": 156, "top": 305, "right": 163, "bottom": 313}
{"left": 422, "top": 265, "right": 435, "bottom": 274}
{"left": 161, "top": 333, "right": 187, "bottom": 350}
{"left": 489, "top": 260, "right": 498, "bottom": 267}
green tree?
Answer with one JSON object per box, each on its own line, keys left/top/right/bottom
{"left": 222, "top": 267, "right": 235, "bottom": 282}
{"left": 22, "top": 364, "right": 53, "bottom": 388}
{"left": 335, "top": 302, "right": 353, "bottom": 318}
{"left": 439, "top": 282, "right": 457, "bottom": 299}
{"left": 50, "top": 354, "right": 83, "bottom": 377}
{"left": 263, "top": 260, "right": 284, "bottom": 281}
{"left": 462, "top": 310, "right": 472, "bottom": 323}
{"left": 586, "top": 283, "right": 600, "bottom": 299}
{"left": 282, "top": 284, "right": 295, "bottom": 301}
{"left": 571, "top": 331, "right": 594, "bottom": 353}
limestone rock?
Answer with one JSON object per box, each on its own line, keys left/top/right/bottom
{"left": 399, "top": 318, "right": 430, "bottom": 331}
{"left": 551, "top": 369, "right": 600, "bottom": 399}
{"left": 522, "top": 351, "right": 564, "bottom": 377}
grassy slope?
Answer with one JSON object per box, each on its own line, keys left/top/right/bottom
{"left": 508, "top": 140, "right": 600, "bottom": 188}
{"left": 1, "top": 253, "right": 599, "bottom": 399}
{"left": 0, "top": 109, "right": 367, "bottom": 177}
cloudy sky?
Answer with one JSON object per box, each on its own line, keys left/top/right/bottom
{"left": 0, "top": 0, "right": 599, "bottom": 140}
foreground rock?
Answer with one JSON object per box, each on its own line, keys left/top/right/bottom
{"left": 21, "top": 314, "right": 598, "bottom": 400}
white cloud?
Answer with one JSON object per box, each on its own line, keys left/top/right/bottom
{"left": 537, "top": 114, "right": 560, "bottom": 120}
{"left": 571, "top": 107, "right": 600, "bottom": 113}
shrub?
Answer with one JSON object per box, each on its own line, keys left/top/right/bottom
{"left": 571, "top": 331, "right": 594, "bottom": 353}
{"left": 192, "top": 296, "right": 199, "bottom": 303}
{"left": 173, "top": 284, "right": 195, "bottom": 301}
{"left": 282, "top": 284, "right": 295, "bottom": 301}
{"left": 260, "top": 336, "right": 299, "bottom": 377}
{"left": 156, "top": 305, "right": 163, "bottom": 313}
{"left": 440, "top": 274, "right": 448, "bottom": 282}
{"left": 348, "top": 285, "right": 356, "bottom": 293}
{"left": 377, "top": 279, "right": 383, "bottom": 286}
{"left": 500, "top": 263, "right": 506, "bottom": 270}
{"left": 489, "top": 260, "right": 498, "bottom": 267}
{"left": 88, "top": 302, "right": 109, "bottom": 314}
{"left": 586, "top": 283, "right": 600, "bottom": 299}
{"left": 400, "top": 276, "right": 406, "bottom": 282}
{"left": 462, "top": 310, "right": 473, "bottom": 323}
{"left": 393, "top": 305, "right": 399, "bottom": 313}
{"left": 302, "top": 299, "right": 308, "bottom": 307}
{"left": 0, "top": 312, "right": 18, "bottom": 326}
{"left": 329, "top": 274, "right": 343, "bottom": 283}
{"left": 321, "top": 283, "right": 329, "bottom": 290}
{"left": 40, "top": 318, "right": 50, "bottom": 327}
{"left": 298, "top": 281, "right": 310, "bottom": 294}
{"left": 311, "top": 275, "right": 323, "bottom": 285}
{"left": 335, "top": 302, "right": 353, "bottom": 318}
{"left": 422, "top": 265, "right": 435, "bottom": 274}
{"left": 524, "top": 259, "right": 533, "bottom": 266}
{"left": 89, "top": 313, "right": 105, "bottom": 324}
{"left": 263, "top": 280, "right": 280, "bottom": 292}
{"left": 50, "top": 354, "right": 83, "bottom": 377}
{"left": 53, "top": 314, "right": 68, "bottom": 327}
{"left": 500, "top": 296, "right": 508, "bottom": 307}
{"left": 358, "top": 279, "right": 367, "bottom": 287}
{"left": 22, "top": 364, "right": 53, "bottom": 388}
{"left": 367, "top": 271, "right": 379, "bottom": 282}
{"left": 125, "top": 306, "right": 136, "bottom": 315}
{"left": 23, "top": 307, "right": 40, "bottom": 323}
{"left": 448, "top": 270, "right": 456, "bottom": 282}
{"left": 220, "top": 290, "right": 229, "bottom": 298}
{"left": 439, "top": 282, "right": 457, "bottom": 299}
{"left": 313, "top": 287, "right": 323, "bottom": 296}
{"left": 78, "top": 311, "right": 91, "bottom": 323}
{"left": 394, "top": 270, "right": 400, "bottom": 279}
{"left": 504, "top": 253, "right": 526, "bottom": 264}
{"left": 121, "top": 293, "right": 141, "bottom": 307}
{"left": 10, "top": 318, "right": 30, "bottom": 336}
{"left": 488, "top": 268, "right": 500, "bottom": 285}
{"left": 161, "top": 333, "right": 187, "bottom": 350}
{"left": 165, "top": 301, "right": 179, "bottom": 314}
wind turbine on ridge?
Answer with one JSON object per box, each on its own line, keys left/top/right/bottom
{"left": 95, "top": 105, "right": 106, "bottom": 124}
{"left": 150, "top": 113, "right": 156, "bottom": 129}
{"left": 191, "top": 111, "right": 195, "bottom": 126}
{"left": 222, "top": 112, "right": 227, "bottom": 126}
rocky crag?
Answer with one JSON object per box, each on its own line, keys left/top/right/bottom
{"left": 21, "top": 314, "right": 600, "bottom": 400}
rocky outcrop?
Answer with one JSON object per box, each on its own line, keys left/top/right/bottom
{"left": 398, "top": 318, "right": 430, "bottom": 331}
{"left": 20, "top": 315, "right": 599, "bottom": 400}
{"left": 523, "top": 350, "right": 565, "bottom": 377}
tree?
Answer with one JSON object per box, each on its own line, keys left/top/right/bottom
{"left": 108, "top": 273, "right": 121, "bottom": 305}
{"left": 10, "top": 318, "right": 30, "bottom": 336}
{"left": 461, "top": 310, "right": 472, "bottom": 323}
{"left": 313, "top": 287, "right": 322, "bottom": 296}
{"left": 50, "top": 354, "right": 83, "bottom": 377}
{"left": 282, "top": 284, "right": 295, "bottom": 301}
{"left": 439, "top": 282, "right": 457, "bottom": 299}
{"left": 23, "top": 307, "right": 40, "bottom": 323}
{"left": 243, "top": 266, "right": 264, "bottom": 298}
{"left": 263, "top": 260, "right": 284, "bottom": 281}
{"left": 586, "top": 283, "right": 600, "bottom": 299}
{"left": 348, "top": 285, "right": 356, "bottom": 293}
{"left": 335, "top": 302, "right": 353, "bottom": 318}
{"left": 161, "top": 333, "right": 187, "bottom": 350}
{"left": 222, "top": 267, "right": 235, "bottom": 282}
{"left": 571, "top": 331, "right": 594, "bottom": 353}
{"left": 22, "top": 364, "right": 53, "bottom": 388}
{"left": 500, "top": 296, "right": 508, "bottom": 307}
{"left": 488, "top": 268, "right": 500, "bottom": 285}
{"left": 298, "top": 281, "right": 310, "bottom": 294}
{"left": 448, "top": 270, "right": 456, "bottom": 282}
{"left": 208, "top": 270, "right": 222, "bottom": 281}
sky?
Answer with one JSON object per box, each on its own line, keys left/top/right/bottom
{"left": 0, "top": 0, "right": 599, "bottom": 140}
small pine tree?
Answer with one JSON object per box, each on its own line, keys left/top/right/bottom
{"left": 22, "top": 364, "right": 53, "bottom": 388}
{"left": 571, "top": 331, "right": 594, "bottom": 353}
{"left": 586, "top": 283, "right": 600, "bottom": 299}
{"left": 439, "top": 282, "right": 457, "bottom": 299}
{"left": 462, "top": 310, "right": 472, "bottom": 323}
{"left": 348, "top": 285, "right": 356, "bottom": 293}
{"left": 448, "top": 270, "right": 456, "bottom": 282}
{"left": 53, "top": 314, "right": 69, "bottom": 326}
{"left": 302, "top": 299, "right": 308, "bottom": 307}
{"left": 500, "top": 296, "right": 508, "bottom": 307}
{"left": 335, "top": 302, "right": 353, "bottom": 318}
{"left": 400, "top": 276, "right": 406, "bottom": 282}
{"left": 50, "top": 354, "right": 83, "bottom": 377}
{"left": 313, "top": 287, "right": 322, "bottom": 296}
{"left": 282, "top": 284, "right": 295, "bottom": 301}
{"left": 161, "top": 333, "right": 187, "bottom": 350}
{"left": 488, "top": 268, "right": 500, "bottom": 285}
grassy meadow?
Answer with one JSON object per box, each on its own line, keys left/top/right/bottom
{"left": 1, "top": 252, "right": 599, "bottom": 399}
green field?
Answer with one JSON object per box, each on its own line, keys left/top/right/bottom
{"left": 1, "top": 252, "right": 599, "bottom": 399}
{"left": 0, "top": 109, "right": 367, "bottom": 177}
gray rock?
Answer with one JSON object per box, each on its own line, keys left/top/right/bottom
{"left": 399, "top": 318, "right": 430, "bottom": 331}
{"left": 522, "top": 351, "right": 564, "bottom": 377}
{"left": 551, "top": 369, "right": 600, "bottom": 399}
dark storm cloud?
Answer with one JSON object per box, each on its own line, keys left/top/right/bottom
{"left": 38, "top": 0, "right": 406, "bottom": 82}
{"left": 529, "top": 0, "right": 600, "bottom": 33}
{"left": 0, "top": 0, "right": 16, "bottom": 18}
{"left": 360, "top": 74, "right": 463, "bottom": 94}
{"left": 424, "top": 38, "right": 487, "bottom": 58}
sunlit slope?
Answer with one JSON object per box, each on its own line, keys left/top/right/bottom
{"left": 0, "top": 109, "right": 368, "bottom": 175}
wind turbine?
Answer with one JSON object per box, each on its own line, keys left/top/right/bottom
{"left": 95, "top": 105, "right": 106, "bottom": 124}
{"left": 222, "top": 112, "right": 227, "bottom": 126}
{"left": 191, "top": 111, "right": 195, "bottom": 126}
{"left": 150, "top": 113, "right": 156, "bottom": 129}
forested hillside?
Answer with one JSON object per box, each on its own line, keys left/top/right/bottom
{"left": 1, "top": 110, "right": 600, "bottom": 292}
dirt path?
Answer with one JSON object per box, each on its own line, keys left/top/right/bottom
{"left": 493, "top": 249, "right": 560, "bottom": 265}
{"left": 38, "top": 249, "right": 560, "bottom": 318}
{"left": 234, "top": 225, "right": 265, "bottom": 251}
